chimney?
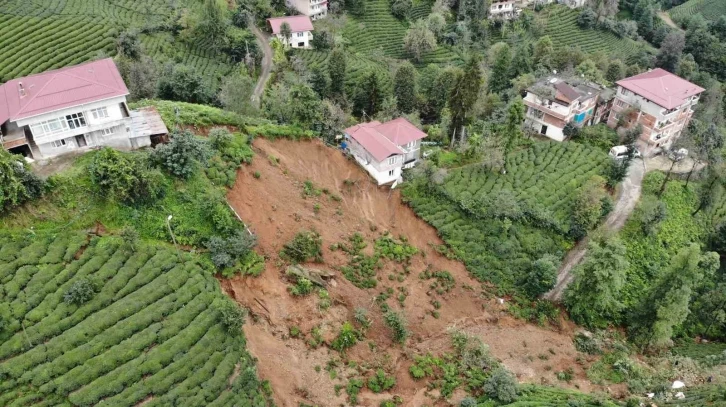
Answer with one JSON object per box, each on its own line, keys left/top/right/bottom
{"left": 18, "top": 82, "right": 26, "bottom": 98}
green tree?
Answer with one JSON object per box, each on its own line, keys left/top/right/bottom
{"left": 503, "top": 97, "right": 525, "bottom": 159}
{"left": 676, "top": 53, "right": 698, "bottom": 81}
{"left": 88, "top": 148, "right": 165, "bottom": 204}
{"left": 570, "top": 175, "right": 607, "bottom": 236}
{"left": 404, "top": 19, "right": 437, "bottom": 62}
{"left": 116, "top": 30, "right": 141, "bottom": 59}
{"left": 290, "top": 84, "right": 322, "bottom": 127}
{"left": 391, "top": 0, "right": 411, "bottom": 19}
{"left": 152, "top": 129, "right": 212, "bottom": 179}
{"left": 448, "top": 55, "right": 482, "bottom": 143}
{"left": 564, "top": 236, "right": 629, "bottom": 328}
{"left": 117, "top": 56, "right": 158, "bottom": 101}
{"left": 522, "top": 255, "right": 558, "bottom": 298}
{"left": 219, "top": 73, "right": 256, "bottom": 115}
{"left": 280, "top": 22, "right": 292, "bottom": 46}
{"left": 629, "top": 244, "right": 718, "bottom": 349}
{"left": 427, "top": 12, "right": 446, "bottom": 39}
{"left": 0, "top": 150, "right": 43, "bottom": 213}
{"left": 509, "top": 44, "right": 533, "bottom": 80}
{"left": 196, "top": 0, "right": 229, "bottom": 49}
{"left": 483, "top": 368, "right": 518, "bottom": 403}
{"left": 656, "top": 31, "right": 685, "bottom": 73}
{"left": 605, "top": 59, "right": 626, "bottom": 83}
{"left": 533, "top": 36, "right": 554, "bottom": 70}
{"left": 328, "top": 47, "right": 347, "bottom": 97}
{"left": 420, "top": 65, "right": 460, "bottom": 122}
{"left": 394, "top": 62, "right": 417, "bottom": 114}
{"left": 311, "top": 67, "right": 330, "bottom": 98}
{"left": 488, "top": 42, "right": 513, "bottom": 94}
{"left": 575, "top": 59, "right": 605, "bottom": 83}
{"left": 158, "top": 64, "right": 214, "bottom": 104}
{"left": 353, "top": 70, "right": 390, "bottom": 118}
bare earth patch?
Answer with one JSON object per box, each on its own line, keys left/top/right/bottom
{"left": 225, "top": 138, "right": 602, "bottom": 406}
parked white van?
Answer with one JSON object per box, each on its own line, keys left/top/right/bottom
{"left": 609, "top": 145, "right": 641, "bottom": 160}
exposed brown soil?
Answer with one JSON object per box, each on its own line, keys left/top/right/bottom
{"left": 225, "top": 139, "right": 603, "bottom": 406}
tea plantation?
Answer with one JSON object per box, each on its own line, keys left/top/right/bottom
{"left": 0, "top": 232, "right": 270, "bottom": 406}
{"left": 0, "top": 0, "right": 232, "bottom": 83}
{"left": 403, "top": 142, "right": 610, "bottom": 292}
{"left": 670, "top": 0, "right": 726, "bottom": 22}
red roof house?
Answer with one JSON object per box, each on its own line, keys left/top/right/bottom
{"left": 344, "top": 118, "right": 427, "bottom": 185}
{"left": 0, "top": 58, "right": 129, "bottom": 124}
{"left": 267, "top": 15, "right": 314, "bottom": 34}
{"left": 616, "top": 68, "right": 704, "bottom": 110}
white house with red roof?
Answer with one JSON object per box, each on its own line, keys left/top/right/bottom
{"left": 267, "top": 16, "right": 314, "bottom": 49}
{"left": 0, "top": 58, "right": 166, "bottom": 159}
{"left": 607, "top": 68, "right": 704, "bottom": 149}
{"left": 344, "top": 117, "right": 427, "bottom": 185}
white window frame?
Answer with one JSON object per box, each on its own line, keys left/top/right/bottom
{"left": 101, "top": 127, "right": 115, "bottom": 136}
{"left": 388, "top": 156, "right": 396, "bottom": 165}
{"left": 90, "top": 107, "right": 109, "bottom": 120}
{"left": 30, "top": 117, "right": 69, "bottom": 137}
{"left": 388, "top": 169, "right": 394, "bottom": 176}
{"left": 297, "top": 32, "right": 304, "bottom": 37}
{"left": 65, "top": 112, "right": 86, "bottom": 130}
{"left": 616, "top": 99, "right": 627, "bottom": 108}
{"left": 51, "top": 139, "right": 66, "bottom": 148}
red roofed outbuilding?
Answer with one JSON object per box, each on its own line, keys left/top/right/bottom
{"left": 344, "top": 118, "right": 427, "bottom": 185}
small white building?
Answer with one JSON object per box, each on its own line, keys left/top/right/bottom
{"left": 286, "top": 0, "right": 328, "bottom": 20}
{"left": 344, "top": 118, "right": 427, "bottom": 185}
{"left": 489, "top": 0, "right": 518, "bottom": 19}
{"left": 0, "top": 58, "right": 167, "bottom": 160}
{"left": 267, "top": 16, "right": 314, "bottom": 49}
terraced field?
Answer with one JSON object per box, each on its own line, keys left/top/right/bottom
{"left": 670, "top": 0, "right": 726, "bottom": 22}
{"left": 0, "top": 0, "right": 232, "bottom": 84}
{"left": 0, "top": 232, "right": 270, "bottom": 406}
{"left": 539, "top": 6, "right": 654, "bottom": 62}
{"left": 341, "top": 0, "right": 461, "bottom": 65}
{"left": 295, "top": 49, "right": 394, "bottom": 92}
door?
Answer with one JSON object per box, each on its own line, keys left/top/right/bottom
{"left": 75, "top": 135, "right": 87, "bottom": 147}
{"left": 541, "top": 125, "right": 548, "bottom": 135}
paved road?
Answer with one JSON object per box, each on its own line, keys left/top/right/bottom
{"left": 544, "top": 160, "right": 645, "bottom": 301}
{"left": 250, "top": 22, "right": 273, "bottom": 107}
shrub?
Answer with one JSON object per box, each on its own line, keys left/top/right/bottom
{"left": 206, "top": 231, "right": 258, "bottom": 274}
{"left": 214, "top": 298, "right": 246, "bottom": 334}
{"left": 354, "top": 307, "right": 371, "bottom": 329}
{"left": 288, "top": 277, "right": 314, "bottom": 296}
{"left": 152, "top": 129, "right": 212, "bottom": 179}
{"left": 460, "top": 397, "right": 478, "bottom": 407}
{"left": 368, "top": 369, "right": 396, "bottom": 393}
{"left": 346, "top": 378, "right": 364, "bottom": 404}
{"left": 0, "top": 150, "right": 44, "bottom": 212}
{"left": 120, "top": 226, "right": 139, "bottom": 251}
{"left": 483, "top": 367, "right": 518, "bottom": 403}
{"left": 331, "top": 321, "right": 358, "bottom": 352}
{"left": 384, "top": 310, "right": 408, "bottom": 343}
{"left": 64, "top": 278, "right": 96, "bottom": 305}
{"left": 390, "top": 0, "right": 411, "bottom": 19}
{"left": 88, "top": 148, "right": 165, "bottom": 204}
{"left": 573, "top": 332, "right": 601, "bottom": 354}
{"left": 281, "top": 230, "right": 323, "bottom": 263}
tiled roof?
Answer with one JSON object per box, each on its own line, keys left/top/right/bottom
{"left": 344, "top": 118, "right": 427, "bottom": 162}
{"left": 267, "top": 15, "right": 314, "bottom": 34}
{"left": 616, "top": 68, "right": 705, "bottom": 110}
{"left": 0, "top": 58, "right": 129, "bottom": 124}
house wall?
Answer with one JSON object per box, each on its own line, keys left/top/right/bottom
{"left": 274, "top": 31, "right": 313, "bottom": 48}
{"left": 524, "top": 92, "right": 572, "bottom": 118}
{"left": 490, "top": 0, "right": 516, "bottom": 18}
{"left": 347, "top": 137, "right": 403, "bottom": 185}
{"left": 606, "top": 85, "right": 699, "bottom": 148}
{"left": 287, "top": 0, "right": 328, "bottom": 19}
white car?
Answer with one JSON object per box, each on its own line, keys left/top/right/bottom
{"left": 609, "top": 145, "right": 641, "bottom": 160}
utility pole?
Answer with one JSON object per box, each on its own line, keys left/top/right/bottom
{"left": 166, "top": 215, "right": 182, "bottom": 262}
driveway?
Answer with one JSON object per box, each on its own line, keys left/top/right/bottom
{"left": 250, "top": 22, "right": 273, "bottom": 107}
{"left": 544, "top": 160, "right": 645, "bottom": 301}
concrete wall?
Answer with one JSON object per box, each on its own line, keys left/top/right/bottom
{"left": 275, "top": 31, "right": 313, "bottom": 48}
{"left": 347, "top": 137, "right": 403, "bottom": 185}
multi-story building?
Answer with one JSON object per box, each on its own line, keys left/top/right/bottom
{"left": 287, "top": 0, "right": 328, "bottom": 20}
{"left": 523, "top": 77, "right": 604, "bottom": 141}
{"left": 489, "top": 0, "right": 518, "bottom": 19}
{"left": 606, "top": 68, "right": 704, "bottom": 149}
{"left": 267, "top": 16, "right": 314, "bottom": 49}
{"left": 344, "top": 118, "right": 427, "bottom": 185}
{"left": 0, "top": 58, "right": 166, "bottom": 160}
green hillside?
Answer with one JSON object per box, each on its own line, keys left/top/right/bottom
{"left": 0, "top": 232, "right": 270, "bottom": 406}
{"left": 670, "top": 0, "right": 726, "bottom": 22}
{"left": 0, "top": 0, "right": 232, "bottom": 83}
{"left": 538, "top": 6, "right": 653, "bottom": 61}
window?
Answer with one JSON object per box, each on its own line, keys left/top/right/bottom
{"left": 66, "top": 112, "right": 86, "bottom": 129}
{"left": 51, "top": 139, "right": 66, "bottom": 148}
{"left": 297, "top": 32, "right": 304, "bottom": 37}
{"left": 101, "top": 127, "right": 115, "bottom": 136}
{"left": 90, "top": 107, "right": 109, "bottom": 120}
{"left": 615, "top": 99, "right": 627, "bottom": 108}
{"left": 388, "top": 170, "right": 394, "bottom": 176}
{"left": 388, "top": 156, "right": 396, "bottom": 165}
{"left": 30, "top": 117, "right": 69, "bottom": 137}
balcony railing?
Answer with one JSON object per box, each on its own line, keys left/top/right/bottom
{"left": 31, "top": 117, "right": 130, "bottom": 145}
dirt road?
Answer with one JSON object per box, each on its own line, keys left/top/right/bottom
{"left": 658, "top": 11, "right": 682, "bottom": 31}
{"left": 250, "top": 22, "right": 272, "bottom": 107}
{"left": 545, "top": 160, "right": 646, "bottom": 301}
